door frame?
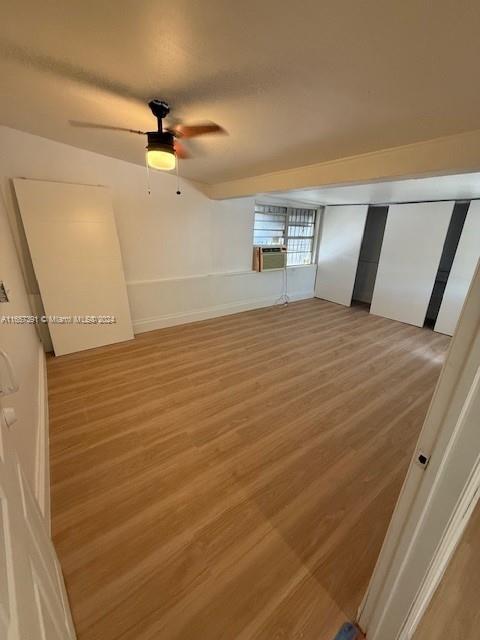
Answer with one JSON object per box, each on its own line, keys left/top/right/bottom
{"left": 399, "top": 438, "right": 480, "bottom": 639}
{"left": 358, "top": 260, "right": 480, "bottom": 639}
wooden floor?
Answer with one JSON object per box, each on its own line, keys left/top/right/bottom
{"left": 47, "top": 299, "right": 450, "bottom": 640}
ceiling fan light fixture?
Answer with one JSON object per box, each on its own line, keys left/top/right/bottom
{"left": 146, "top": 131, "right": 176, "bottom": 171}
{"left": 147, "top": 148, "right": 176, "bottom": 171}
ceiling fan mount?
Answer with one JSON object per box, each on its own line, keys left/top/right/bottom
{"left": 148, "top": 99, "right": 171, "bottom": 130}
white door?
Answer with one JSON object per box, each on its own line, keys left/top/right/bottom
{"left": 370, "top": 201, "right": 454, "bottom": 326}
{"left": 0, "top": 395, "right": 76, "bottom": 639}
{"left": 314, "top": 205, "right": 368, "bottom": 306}
{"left": 13, "top": 179, "right": 134, "bottom": 356}
{"left": 435, "top": 201, "right": 480, "bottom": 336}
{"left": 358, "top": 262, "right": 480, "bottom": 639}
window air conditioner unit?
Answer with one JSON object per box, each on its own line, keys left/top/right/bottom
{"left": 253, "top": 246, "right": 287, "bottom": 271}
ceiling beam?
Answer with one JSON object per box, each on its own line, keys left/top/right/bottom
{"left": 205, "top": 129, "right": 480, "bottom": 200}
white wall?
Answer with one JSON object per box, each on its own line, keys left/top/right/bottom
{"left": 0, "top": 126, "right": 316, "bottom": 334}
{"left": 129, "top": 266, "right": 316, "bottom": 332}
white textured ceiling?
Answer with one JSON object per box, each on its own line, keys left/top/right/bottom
{"left": 1, "top": 1, "right": 480, "bottom": 184}
{"left": 264, "top": 172, "right": 480, "bottom": 206}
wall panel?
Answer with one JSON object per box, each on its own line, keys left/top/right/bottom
{"left": 315, "top": 205, "right": 368, "bottom": 306}
{"left": 370, "top": 202, "right": 454, "bottom": 326}
{"left": 435, "top": 201, "right": 480, "bottom": 335}
{"left": 14, "top": 179, "right": 134, "bottom": 355}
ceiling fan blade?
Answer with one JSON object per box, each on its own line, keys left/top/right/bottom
{"left": 171, "top": 122, "right": 226, "bottom": 139}
{"left": 174, "top": 140, "right": 191, "bottom": 159}
{"left": 69, "top": 120, "right": 146, "bottom": 135}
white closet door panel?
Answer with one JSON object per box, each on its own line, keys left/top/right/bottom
{"left": 14, "top": 179, "right": 133, "bottom": 356}
{"left": 314, "top": 205, "right": 368, "bottom": 306}
{"left": 435, "top": 201, "right": 480, "bottom": 335}
{"left": 370, "top": 201, "right": 454, "bottom": 327}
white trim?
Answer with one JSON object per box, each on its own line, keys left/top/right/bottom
{"left": 127, "top": 265, "right": 313, "bottom": 287}
{"left": 34, "top": 343, "right": 50, "bottom": 531}
{"left": 133, "top": 290, "right": 314, "bottom": 333}
{"left": 127, "top": 269, "right": 256, "bottom": 286}
{"left": 399, "top": 371, "right": 480, "bottom": 639}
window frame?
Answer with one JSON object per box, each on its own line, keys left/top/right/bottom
{"left": 253, "top": 203, "right": 319, "bottom": 267}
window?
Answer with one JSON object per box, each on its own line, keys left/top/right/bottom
{"left": 254, "top": 204, "right": 317, "bottom": 266}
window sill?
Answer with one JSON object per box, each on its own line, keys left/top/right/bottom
{"left": 287, "top": 263, "right": 315, "bottom": 269}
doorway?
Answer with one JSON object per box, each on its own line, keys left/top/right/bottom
{"left": 351, "top": 206, "right": 388, "bottom": 309}
{"left": 424, "top": 201, "right": 470, "bottom": 328}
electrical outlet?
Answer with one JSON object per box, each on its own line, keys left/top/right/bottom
{"left": 0, "top": 282, "right": 9, "bottom": 303}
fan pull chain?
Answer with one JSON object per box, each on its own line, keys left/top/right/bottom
{"left": 176, "top": 158, "right": 181, "bottom": 196}
{"left": 145, "top": 152, "right": 151, "bottom": 196}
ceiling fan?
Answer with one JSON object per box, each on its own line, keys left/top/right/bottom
{"left": 70, "top": 99, "right": 226, "bottom": 172}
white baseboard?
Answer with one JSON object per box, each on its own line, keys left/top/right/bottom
{"left": 34, "top": 343, "right": 50, "bottom": 531}
{"left": 133, "top": 290, "right": 314, "bottom": 333}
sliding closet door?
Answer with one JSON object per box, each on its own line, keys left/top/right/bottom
{"left": 370, "top": 202, "right": 454, "bottom": 327}
{"left": 14, "top": 178, "right": 134, "bottom": 355}
{"left": 315, "top": 205, "right": 368, "bottom": 306}
{"left": 435, "top": 201, "right": 480, "bottom": 335}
